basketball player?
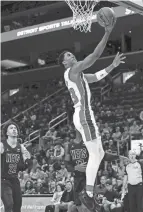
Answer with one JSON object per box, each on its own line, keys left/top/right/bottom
{"left": 65, "top": 130, "right": 89, "bottom": 212}
{"left": 58, "top": 20, "right": 126, "bottom": 211}
{"left": 0, "top": 121, "right": 32, "bottom": 212}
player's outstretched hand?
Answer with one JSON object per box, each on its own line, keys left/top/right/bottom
{"left": 75, "top": 162, "right": 87, "bottom": 172}
{"left": 112, "top": 52, "right": 126, "bottom": 68}
{"left": 105, "top": 16, "right": 116, "bottom": 33}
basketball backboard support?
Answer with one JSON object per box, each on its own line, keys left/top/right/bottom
{"left": 111, "top": 0, "right": 143, "bottom": 15}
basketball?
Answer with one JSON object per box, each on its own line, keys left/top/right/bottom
{"left": 97, "top": 7, "right": 115, "bottom": 28}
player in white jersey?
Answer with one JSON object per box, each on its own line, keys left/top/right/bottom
{"left": 58, "top": 20, "right": 125, "bottom": 212}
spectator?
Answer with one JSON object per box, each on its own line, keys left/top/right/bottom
{"left": 51, "top": 184, "right": 64, "bottom": 204}
{"left": 11, "top": 106, "right": 18, "bottom": 115}
{"left": 55, "top": 181, "right": 74, "bottom": 212}
{"left": 40, "top": 177, "right": 49, "bottom": 194}
{"left": 46, "top": 144, "right": 55, "bottom": 163}
{"left": 37, "top": 166, "right": 46, "bottom": 180}
{"left": 32, "top": 158, "right": 39, "bottom": 170}
{"left": 103, "top": 132, "right": 112, "bottom": 145}
{"left": 49, "top": 181, "right": 56, "bottom": 194}
{"left": 46, "top": 165, "right": 56, "bottom": 183}
{"left": 102, "top": 123, "right": 111, "bottom": 135}
{"left": 116, "top": 161, "right": 125, "bottom": 180}
{"left": 24, "top": 181, "right": 36, "bottom": 194}
{"left": 126, "top": 108, "right": 137, "bottom": 122}
{"left": 112, "top": 127, "right": 122, "bottom": 142}
{"left": 115, "top": 105, "right": 124, "bottom": 120}
{"left": 103, "top": 164, "right": 118, "bottom": 179}
{"left": 56, "top": 161, "right": 68, "bottom": 184}
{"left": 112, "top": 178, "right": 122, "bottom": 193}
{"left": 108, "top": 139, "right": 117, "bottom": 153}
{"left": 96, "top": 175, "right": 107, "bottom": 195}
{"left": 19, "top": 172, "right": 30, "bottom": 194}
{"left": 30, "top": 166, "right": 45, "bottom": 181}
{"left": 121, "top": 126, "right": 130, "bottom": 143}
{"left": 102, "top": 179, "right": 120, "bottom": 212}
{"left": 35, "top": 179, "right": 43, "bottom": 194}
{"left": 120, "top": 126, "right": 130, "bottom": 156}
{"left": 42, "top": 137, "right": 53, "bottom": 151}
{"left": 130, "top": 121, "right": 140, "bottom": 135}
{"left": 41, "top": 158, "right": 48, "bottom": 172}
{"left": 45, "top": 184, "right": 64, "bottom": 212}
{"left": 54, "top": 142, "right": 65, "bottom": 161}
{"left": 45, "top": 128, "right": 57, "bottom": 140}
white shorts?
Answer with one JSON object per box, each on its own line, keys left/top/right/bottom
{"left": 73, "top": 107, "right": 99, "bottom": 142}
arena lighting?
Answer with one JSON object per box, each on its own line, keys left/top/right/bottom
{"left": 9, "top": 89, "right": 19, "bottom": 96}
{"left": 1, "top": 60, "right": 27, "bottom": 69}
{"left": 1, "top": 6, "right": 136, "bottom": 43}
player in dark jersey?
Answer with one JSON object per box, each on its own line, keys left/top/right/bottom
{"left": 0, "top": 121, "right": 32, "bottom": 212}
{"left": 65, "top": 130, "right": 91, "bottom": 212}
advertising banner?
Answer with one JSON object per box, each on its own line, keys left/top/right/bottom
{"left": 1, "top": 196, "right": 52, "bottom": 212}
{"left": 1, "top": 6, "right": 136, "bottom": 42}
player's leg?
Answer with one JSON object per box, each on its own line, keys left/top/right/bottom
{"left": 89, "top": 109, "right": 105, "bottom": 161}
{"left": 85, "top": 141, "right": 104, "bottom": 194}
{"left": 1, "top": 180, "right": 14, "bottom": 212}
{"left": 73, "top": 109, "right": 102, "bottom": 211}
{"left": 73, "top": 174, "right": 86, "bottom": 206}
{"left": 79, "top": 109, "right": 105, "bottom": 197}
{"left": 12, "top": 178, "right": 22, "bottom": 212}
{"left": 73, "top": 173, "right": 91, "bottom": 212}
{"left": 89, "top": 109, "right": 120, "bottom": 162}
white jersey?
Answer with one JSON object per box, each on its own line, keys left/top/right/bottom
{"left": 64, "top": 68, "right": 92, "bottom": 109}
{"left": 64, "top": 68, "right": 100, "bottom": 141}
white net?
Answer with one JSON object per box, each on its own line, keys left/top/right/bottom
{"left": 65, "top": 0, "right": 99, "bottom": 33}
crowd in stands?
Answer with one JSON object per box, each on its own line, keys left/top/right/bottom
{"left": 1, "top": 1, "right": 51, "bottom": 16}
{"left": 2, "top": 78, "right": 143, "bottom": 144}
{"left": 1, "top": 78, "right": 64, "bottom": 124}
{"left": 4, "top": 81, "right": 140, "bottom": 203}
{"left": 2, "top": 68, "right": 143, "bottom": 211}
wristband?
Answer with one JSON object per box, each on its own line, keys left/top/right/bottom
{"left": 95, "top": 69, "right": 108, "bottom": 81}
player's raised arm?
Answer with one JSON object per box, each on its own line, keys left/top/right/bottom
{"left": 73, "top": 21, "right": 115, "bottom": 73}
{"left": 84, "top": 52, "right": 126, "bottom": 83}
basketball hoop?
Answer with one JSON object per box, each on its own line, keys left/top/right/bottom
{"left": 65, "top": 0, "right": 100, "bottom": 33}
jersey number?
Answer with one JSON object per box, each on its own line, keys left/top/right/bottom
{"left": 8, "top": 164, "right": 17, "bottom": 174}
{"left": 69, "top": 88, "right": 79, "bottom": 105}
{"left": 65, "top": 81, "right": 79, "bottom": 105}
{"left": 76, "top": 159, "right": 85, "bottom": 165}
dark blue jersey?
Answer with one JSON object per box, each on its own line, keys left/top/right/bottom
{"left": 1, "top": 141, "right": 23, "bottom": 179}
{"left": 68, "top": 141, "right": 89, "bottom": 177}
